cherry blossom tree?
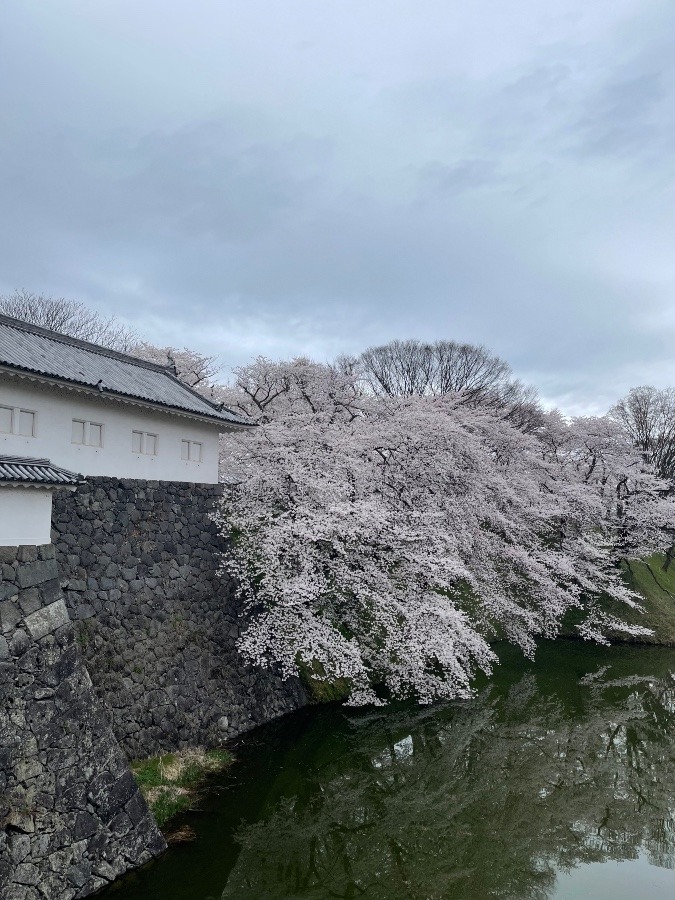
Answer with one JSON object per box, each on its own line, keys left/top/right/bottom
{"left": 132, "top": 341, "right": 220, "bottom": 393}
{"left": 216, "top": 359, "right": 674, "bottom": 706}
{"left": 610, "top": 386, "right": 675, "bottom": 570}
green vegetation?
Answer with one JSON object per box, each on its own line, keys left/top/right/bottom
{"left": 296, "top": 656, "right": 352, "bottom": 703}
{"left": 620, "top": 552, "right": 675, "bottom": 645}
{"left": 75, "top": 620, "right": 92, "bottom": 649}
{"left": 559, "top": 553, "right": 675, "bottom": 645}
{"left": 131, "top": 748, "right": 232, "bottom": 831}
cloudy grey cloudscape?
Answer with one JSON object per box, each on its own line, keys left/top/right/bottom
{"left": 2, "top": 0, "right": 674, "bottom": 412}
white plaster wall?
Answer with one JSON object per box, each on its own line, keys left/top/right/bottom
{"left": 0, "top": 379, "right": 224, "bottom": 483}
{"left": 0, "top": 486, "right": 53, "bottom": 546}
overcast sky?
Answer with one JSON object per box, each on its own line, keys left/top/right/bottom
{"left": 1, "top": 1, "right": 674, "bottom": 412}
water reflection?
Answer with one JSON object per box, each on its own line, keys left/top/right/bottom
{"left": 108, "top": 643, "right": 675, "bottom": 900}
{"left": 221, "top": 643, "right": 675, "bottom": 899}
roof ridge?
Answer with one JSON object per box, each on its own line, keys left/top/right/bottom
{"left": 0, "top": 312, "right": 174, "bottom": 375}
{"left": 0, "top": 313, "right": 254, "bottom": 426}
{"left": 0, "top": 455, "right": 52, "bottom": 465}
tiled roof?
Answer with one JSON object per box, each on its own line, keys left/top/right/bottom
{"left": 0, "top": 455, "right": 84, "bottom": 486}
{"left": 0, "top": 314, "right": 253, "bottom": 428}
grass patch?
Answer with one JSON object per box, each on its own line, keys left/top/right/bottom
{"left": 131, "top": 748, "right": 233, "bottom": 832}
{"left": 560, "top": 553, "right": 675, "bottom": 646}
{"left": 619, "top": 553, "right": 675, "bottom": 645}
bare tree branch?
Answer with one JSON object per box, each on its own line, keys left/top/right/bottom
{"left": 344, "top": 339, "right": 541, "bottom": 430}
{"left": 0, "top": 289, "right": 138, "bottom": 351}
{"left": 610, "top": 386, "right": 675, "bottom": 484}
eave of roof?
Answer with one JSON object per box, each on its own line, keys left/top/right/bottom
{"left": 0, "top": 455, "right": 85, "bottom": 486}
{"left": 0, "top": 314, "right": 255, "bottom": 429}
{"left": 0, "top": 365, "right": 254, "bottom": 429}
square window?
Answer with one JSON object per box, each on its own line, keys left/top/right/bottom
{"left": 146, "top": 433, "right": 157, "bottom": 455}
{"left": 132, "top": 431, "right": 143, "bottom": 453}
{"left": 191, "top": 442, "right": 202, "bottom": 462}
{"left": 181, "top": 440, "right": 190, "bottom": 461}
{"left": 72, "top": 420, "right": 85, "bottom": 444}
{"left": 89, "top": 423, "right": 103, "bottom": 447}
{"left": 19, "top": 410, "right": 35, "bottom": 437}
{"left": 0, "top": 406, "right": 12, "bottom": 434}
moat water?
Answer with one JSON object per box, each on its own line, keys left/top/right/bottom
{"left": 107, "top": 641, "right": 675, "bottom": 899}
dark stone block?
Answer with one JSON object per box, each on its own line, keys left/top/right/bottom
{"left": 124, "top": 790, "right": 148, "bottom": 827}
{"left": 75, "top": 605, "right": 95, "bottom": 620}
{"left": 9, "top": 629, "right": 30, "bottom": 656}
{"left": 107, "top": 810, "right": 132, "bottom": 837}
{"left": 67, "top": 860, "right": 92, "bottom": 888}
{"left": 72, "top": 811, "right": 97, "bottom": 841}
{"left": 0, "top": 583, "right": 19, "bottom": 604}
{"left": 17, "top": 546, "right": 38, "bottom": 563}
{"left": 89, "top": 770, "right": 137, "bottom": 823}
{"left": 39, "top": 578, "right": 62, "bottom": 607}
{"left": 16, "top": 559, "right": 58, "bottom": 589}
{"left": 17, "top": 589, "right": 41, "bottom": 617}
{"left": 65, "top": 579, "right": 87, "bottom": 593}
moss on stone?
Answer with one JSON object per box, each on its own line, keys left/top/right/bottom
{"left": 296, "top": 657, "right": 352, "bottom": 703}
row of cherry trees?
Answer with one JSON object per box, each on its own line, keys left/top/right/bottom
{"left": 3, "top": 293, "right": 670, "bottom": 705}
{"left": 215, "top": 357, "right": 674, "bottom": 706}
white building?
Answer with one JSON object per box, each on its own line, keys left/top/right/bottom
{"left": 0, "top": 456, "right": 82, "bottom": 546}
{"left": 0, "top": 313, "right": 253, "bottom": 485}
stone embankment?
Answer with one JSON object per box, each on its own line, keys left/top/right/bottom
{"left": 52, "top": 478, "right": 307, "bottom": 758}
{"left": 2, "top": 477, "right": 307, "bottom": 897}
{"left": 0, "top": 543, "right": 165, "bottom": 900}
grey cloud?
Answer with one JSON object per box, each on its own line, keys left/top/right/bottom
{"left": 0, "top": 117, "right": 333, "bottom": 242}
{"left": 572, "top": 71, "right": 667, "bottom": 157}
{"left": 2, "top": 0, "right": 675, "bottom": 414}
{"left": 417, "top": 159, "right": 499, "bottom": 197}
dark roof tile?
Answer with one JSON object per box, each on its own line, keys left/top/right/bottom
{"left": 0, "top": 455, "right": 84, "bottom": 485}
{"left": 0, "top": 314, "right": 252, "bottom": 428}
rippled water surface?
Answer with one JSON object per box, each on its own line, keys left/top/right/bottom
{"left": 107, "top": 641, "right": 675, "bottom": 899}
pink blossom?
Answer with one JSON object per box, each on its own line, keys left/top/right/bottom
{"left": 214, "top": 359, "right": 673, "bottom": 705}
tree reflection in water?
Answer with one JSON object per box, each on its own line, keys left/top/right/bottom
{"left": 222, "top": 644, "right": 675, "bottom": 900}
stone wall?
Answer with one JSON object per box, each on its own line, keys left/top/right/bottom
{"left": 52, "top": 478, "right": 307, "bottom": 758}
{"left": 0, "top": 544, "right": 165, "bottom": 900}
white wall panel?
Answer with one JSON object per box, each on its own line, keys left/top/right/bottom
{"left": 0, "top": 487, "right": 53, "bottom": 546}
{"left": 0, "top": 379, "right": 223, "bottom": 483}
